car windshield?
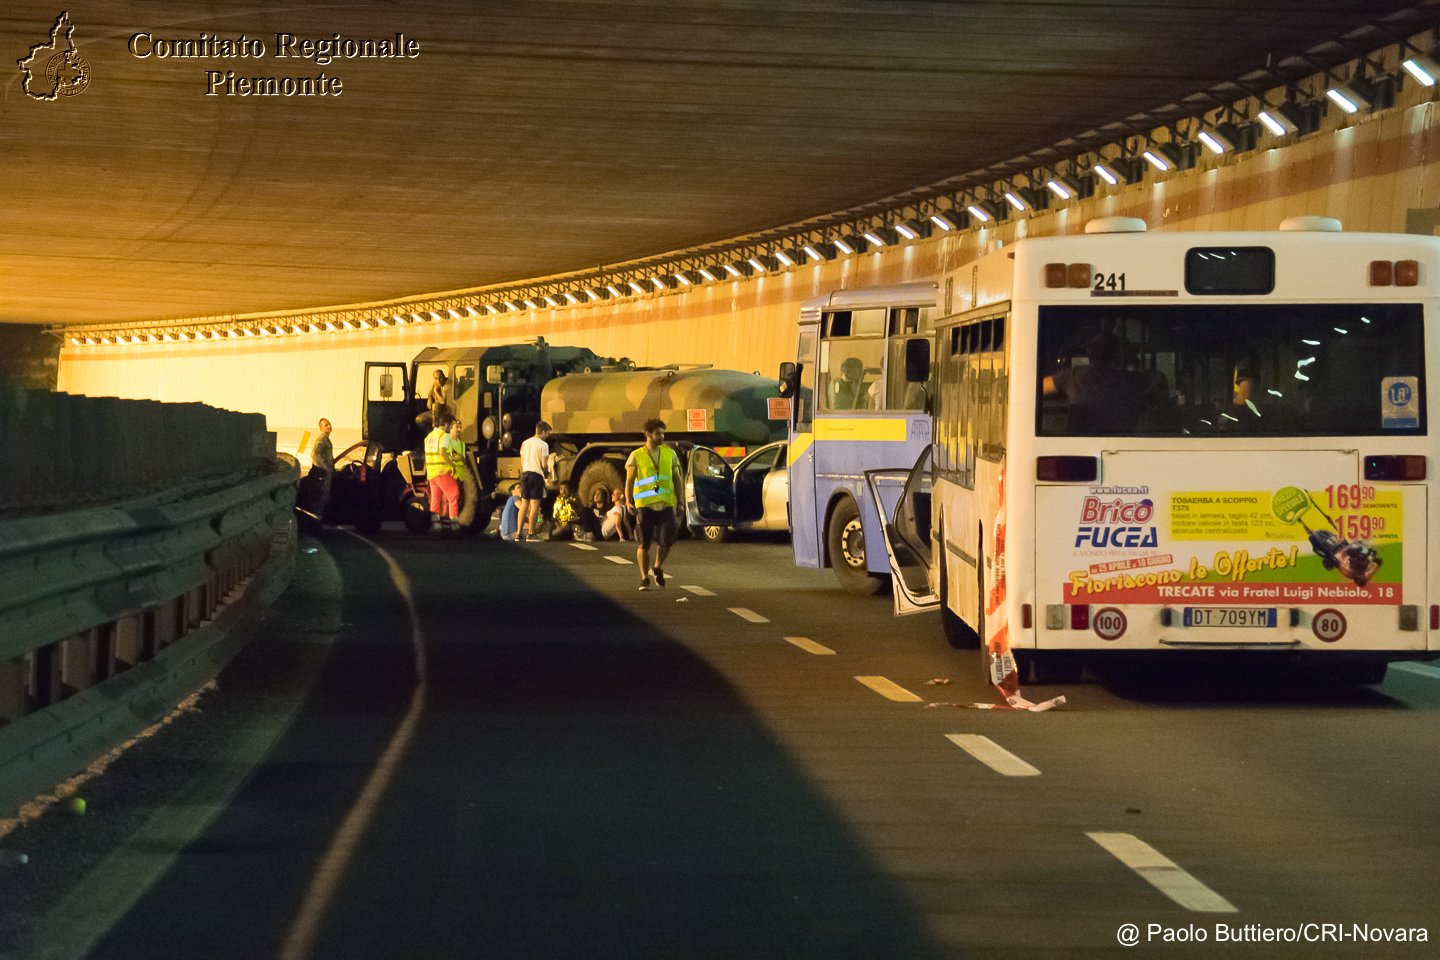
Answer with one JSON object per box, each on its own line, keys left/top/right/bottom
{"left": 1036, "top": 303, "right": 1426, "bottom": 437}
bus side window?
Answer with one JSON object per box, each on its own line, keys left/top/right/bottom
{"left": 796, "top": 329, "right": 817, "bottom": 432}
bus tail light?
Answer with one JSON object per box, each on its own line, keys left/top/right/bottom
{"left": 1043, "top": 263, "right": 1092, "bottom": 288}
{"left": 1370, "top": 259, "right": 1420, "bottom": 286}
{"left": 1021, "top": 603, "right": 1033, "bottom": 629}
{"left": 1070, "top": 605, "right": 1090, "bottom": 631}
{"left": 1037, "top": 456, "right": 1098, "bottom": 482}
{"left": 1363, "top": 455, "right": 1426, "bottom": 481}
{"left": 1431, "top": 605, "right": 1439, "bottom": 630}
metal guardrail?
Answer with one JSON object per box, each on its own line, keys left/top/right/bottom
{"left": 0, "top": 388, "right": 270, "bottom": 512}
{"left": 0, "top": 459, "right": 298, "bottom": 816}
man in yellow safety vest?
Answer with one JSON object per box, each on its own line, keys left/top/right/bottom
{"left": 625, "top": 418, "right": 685, "bottom": 590}
{"left": 424, "top": 411, "right": 461, "bottom": 536}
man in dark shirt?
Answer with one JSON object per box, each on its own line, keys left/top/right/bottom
{"left": 312, "top": 417, "right": 335, "bottom": 521}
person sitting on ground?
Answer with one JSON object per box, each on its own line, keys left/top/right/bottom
{"left": 582, "top": 487, "right": 609, "bottom": 540}
{"left": 601, "top": 488, "right": 634, "bottom": 541}
{"left": 548, "top": 482, "right": 585, "bottom": 540}
{"left": 497, "top": 482, "right": 522, "bottom": 540}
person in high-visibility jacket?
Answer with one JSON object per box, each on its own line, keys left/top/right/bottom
{"left": 424, "top": 411, "right": 461, "bottom": 535}
{"left": 625, "top": 418, "right": 685, "bottom": 590}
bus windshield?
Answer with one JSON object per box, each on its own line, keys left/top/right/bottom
{"left": 1037, "top": 303, "right": 1425, "bottom": 437}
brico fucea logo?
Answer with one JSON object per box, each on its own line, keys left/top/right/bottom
{"left": 1074, "top": 495, "right": 1157, "bottom": 548}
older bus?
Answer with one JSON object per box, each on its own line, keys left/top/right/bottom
{"left": 780, "top": 284, "right": 937, "bottom": 593}
{"left": 871, "top": 217, "right": 1438, "bottom": 685}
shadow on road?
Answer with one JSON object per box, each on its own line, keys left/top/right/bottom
{"left": 91, "top": 530, "right": 946, "bottom": 960}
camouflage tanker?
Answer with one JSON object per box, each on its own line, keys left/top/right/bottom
{"left": 542, "top": 367, "right": 780, "bottom": 447}
{"left": 361, "top": 339, "right": 784, "bottom": 530}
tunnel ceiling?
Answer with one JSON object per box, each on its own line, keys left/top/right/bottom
{"left": 3, "top": 0, "right": 1435, "bottom": 327}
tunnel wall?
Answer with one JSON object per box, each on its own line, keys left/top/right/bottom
{"left": 58, "top": 97, "right": 1440, "bottom": 462}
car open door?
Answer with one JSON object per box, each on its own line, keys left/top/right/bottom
{"left": 864, "top": 446, "right": 939, "bottom": 615}
{"left": 364, "top": 362, "right": 411, "bottom": 453}
{"left": 685, "top": 445, "right": 735, "bottom": 527}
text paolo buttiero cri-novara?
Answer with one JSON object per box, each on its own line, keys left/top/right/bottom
{"left": 127, "top": 31, "right": 421, "bottom": 97}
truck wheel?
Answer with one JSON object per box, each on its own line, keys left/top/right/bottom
{"left": 577, "top": 459, "right": 625, "bottom": 508}
{"left": 827, "top": 497, "right": 884, "bottom": 596}
{"left": 403, "top": 496, "right": 432, "bottom": 533}
{"left": 702, "top": 524, "right": 729, "bottom": 543}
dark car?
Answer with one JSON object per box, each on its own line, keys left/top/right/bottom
{"left": 296, "top": 441, "right": 430, "bottom": 533}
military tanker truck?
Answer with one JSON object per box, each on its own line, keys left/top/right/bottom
{"left": 362, "top": 339, "right": 785, "bottom": 529}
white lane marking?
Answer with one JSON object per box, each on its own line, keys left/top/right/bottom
{"left": 281, "top": 533, "right": 431, "bottom": 960}
{"left": 1393, "top": 662, "right": 1440, "bottom": 680}
{"left": 945, "top": 734, "right": 1041, "bottom": 776}
{"left": 728, "top": 607, "right": 770, "bottom": 623}
{"left": 1087, "top": 832, "right": 1238, "bottom": 913}
{"left": 854, "top": 676, "right": 923, "bottom": 703}
{"left": 568, "top": 542, "right": 598, "bottom": 551}
{"left": 681, "top": 585, "right": 716, "bottom": 597}
{"left": 784, "top": 636, "right": 835, "bottom": 656}
{"left": 605, "top": 555, "right": 634, "bottom": 565}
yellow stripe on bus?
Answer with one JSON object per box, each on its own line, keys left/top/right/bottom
{"left": 790, "top": 433, "right": 814, "bottom": 463}
{"left": 814, "top": 418, "right": 909, "bottom": 442}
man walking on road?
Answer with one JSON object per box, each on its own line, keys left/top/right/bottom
{"left": 626, "top": 418, "right": 685, "bottom": 590}
{"left": 518, "top": 421, "right": 552, "bottom": 542}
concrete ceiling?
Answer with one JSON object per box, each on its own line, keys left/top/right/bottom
{"left": 3, "top": 1, "right": 1436, "bottom": 327}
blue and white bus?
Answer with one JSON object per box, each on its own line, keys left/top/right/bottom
{"left": 779, "top": 283, "right": 938, "bottom": 593}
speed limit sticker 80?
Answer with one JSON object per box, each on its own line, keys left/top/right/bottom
{"left": 1312, "top": 608, "right": 1347, "bottom": 643}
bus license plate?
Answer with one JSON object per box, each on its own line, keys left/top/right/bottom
{"left": 1184, "top": 607, "right": 1277, "bottom": 628}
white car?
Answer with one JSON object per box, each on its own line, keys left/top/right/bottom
{"left": 685, "top": 441, "right": 789, "bottom": 542}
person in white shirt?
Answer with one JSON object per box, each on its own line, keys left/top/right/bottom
{"left": 517, "top": 421, "right": 552, "bottom": 541}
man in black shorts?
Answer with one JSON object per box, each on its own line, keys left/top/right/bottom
{"left": 517, "top": 421, "right": 552, "bottom": 541}
{"left": 625, "top": 419, "right": 685, "bottom": 590}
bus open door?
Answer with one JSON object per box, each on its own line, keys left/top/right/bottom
{"left": 865, "top": 446, "right": 941, "bottom": 616}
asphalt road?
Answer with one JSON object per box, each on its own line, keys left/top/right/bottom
{"left": 3, "top": 529, "right": 1437, "bottom": 960}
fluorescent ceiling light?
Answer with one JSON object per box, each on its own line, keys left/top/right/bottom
{"left": 698, "top": 267, "right": 719, "bottom": 281}
{"left": 1402, "top": 55, "right": 1438, "bottom": 86}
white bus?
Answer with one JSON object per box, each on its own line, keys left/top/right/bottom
{"left": 869, "top": 216, "right": 1438, "bottom": 687}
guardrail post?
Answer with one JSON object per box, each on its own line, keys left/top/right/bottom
{"left": 114, "top": 614, "right": 144, "bottom": 670}
{"left": 0, "top": 658, "right": 24, "bottom": 724}
{"left": 27, "top": 644, "right": 61, "bottom": 711}
{"left": 60, "top": 630, "right": 98, "bottom": 697}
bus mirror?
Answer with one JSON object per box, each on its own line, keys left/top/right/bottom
{"left": 485, "top": 365, "right": 505, "bottom": 385}
{"left": 378, "top": 373, "right": 394, "bottom": 399}
{"left": 777, "top": 361, "right": 798, "bottom": 398}
{"left": 904, "top": 338, "right": 931, "bottom": 382}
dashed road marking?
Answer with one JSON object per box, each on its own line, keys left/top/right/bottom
{"left": 1087, "top": 832, "right": 1238, "bottom": 913}
{"left": 854, "top": 676, "right": 923, "bottom": 703}
{"left": 681, "top": 585, "right": 715, "bottom": 596}
{"left": 945, "top": 734, "right": 1040, "bottom": 776}
{"left": 568, "top": 542, "right": 598, "bottom": 551}
{"left": 605, "top": 555, "right": 633, "bottom": 566}
{"left": 784, "top": 636, "right": 835, "bottom": 656}
{"left": 728, "top": 607, "right": 770, "bottom": 623}
{"left": 1393, "top": 662, "right": 1440, "bottom": 680}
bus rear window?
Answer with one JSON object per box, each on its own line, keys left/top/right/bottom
{"left": 1037, "top": 303, "right": 1426, "bottom": 437}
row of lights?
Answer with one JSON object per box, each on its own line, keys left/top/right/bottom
{"left": 67, "top": 40, "right": 1439, "bottom": 349}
